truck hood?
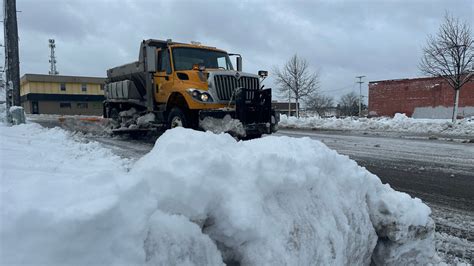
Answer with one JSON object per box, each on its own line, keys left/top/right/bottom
{"left": 206, "top": 69, "right": 260, "bottom": 79}
{"left": 176, "top": 69, "right": 260, "bottom": 91}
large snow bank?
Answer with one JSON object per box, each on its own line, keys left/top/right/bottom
{"left": 0, "top": 124, "right": 437, "bottom": 265}
{"left": 280, "top": 113, "right": 474, "bottom": 137}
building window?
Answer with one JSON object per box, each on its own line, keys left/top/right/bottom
{"left": 60, "top": 83, "right": 66, "bottom": 91}
{"left": 100, "top": 84, "right": 105, "bottom": 90}
{"left": 81, "top": 84, "right": 87, "bottom": 92}
{"left": 60, "top": 102, "right": 71, "bottom": 108}
{"left": 77, "top": 103, "right": 88, "bottom": 109}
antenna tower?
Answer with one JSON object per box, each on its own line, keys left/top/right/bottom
{"left": 48, "top": 39, "right": 58, "bottom": 75}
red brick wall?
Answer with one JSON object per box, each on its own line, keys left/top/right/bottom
{"left": 368, "top": 77, "right": 474, "bottom": 117}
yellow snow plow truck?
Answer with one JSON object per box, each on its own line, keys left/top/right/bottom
{"left": 103, "top": 39, "right": 278, "bottom": 139}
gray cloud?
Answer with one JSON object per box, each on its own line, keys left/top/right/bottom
{"left": 6, "top": 0, "right": 474, "bottom": 102}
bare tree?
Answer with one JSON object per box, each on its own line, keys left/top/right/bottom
{"left": 339, "top": 91, "right": 359, "bottom": 116}
{"left": 419, "top": 13, "right": 474, "bottom": 122}
{"left": 274, "top": 54, "right": 320, "bottom": 117}
{"left": 305, "top": 93, "right": 334, "bottom": 117}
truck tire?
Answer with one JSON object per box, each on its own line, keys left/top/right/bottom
{"left": 168, "top": 108, "right": 188, "bottom": 129}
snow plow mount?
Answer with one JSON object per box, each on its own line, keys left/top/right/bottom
{"left": 199, "top": 88, "right": 278, "bottom": 136}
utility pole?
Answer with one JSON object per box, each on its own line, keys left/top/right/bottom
{"left": 0, "top": 66, "right": 4, "bottom": 99}
{"left": 48, "top": 39, "right": 58, "bottom": 75}
{"left": 0, "top": 45, "right": 4, "bottom": 96}
{"left": 4, "top": 0, "right": 21, "bottom": 110}
{"left": 356, "top": 75, "right": 365, "bottom": 117}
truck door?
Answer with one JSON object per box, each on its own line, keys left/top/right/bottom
{"left": 154, "top": 48, "right": 174, "bottom": 104}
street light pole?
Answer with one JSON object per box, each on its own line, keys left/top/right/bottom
{"left": 356, "top": 76, "right": 365, "bottom": 117}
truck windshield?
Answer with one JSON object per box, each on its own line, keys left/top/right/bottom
{"left": 172, "top": 48, "right": 234, "bottom": 71}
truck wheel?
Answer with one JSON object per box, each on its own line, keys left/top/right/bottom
{"left": 168, "top": 108, "right": 188, "bottom": 128}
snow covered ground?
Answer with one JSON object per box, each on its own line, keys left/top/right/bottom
{"left": 0, "top": 119, "right": 439, "bottom": 265}
{"left": 91, "top": 129, "right": 474, "bottom": 264}
{"left": 276, "top": 129, "right": 474, "bottom": 264}
{"left": 280, "top": 113, "right": 474, "bottom": 138}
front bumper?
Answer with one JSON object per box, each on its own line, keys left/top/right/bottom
{"left": 199, "top": 88, "right": 278, "bottom": 136}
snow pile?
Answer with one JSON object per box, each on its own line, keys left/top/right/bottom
{"left": 137, "top": 113, "right": 156, "bottom": 127}
{"left": 9, "top": 105, "right": 26, "bottom": 124}
{"left": 280, "top": 113, "right": 474, "bottom": 136}
{"left": 0, "top": 123, "right": 140, "bottom": 264}
{"left": 0, "top": 124, "right": 437, "bottom": 265}
{"left": 199, "top": 114, "right": 246, "bottom": 137}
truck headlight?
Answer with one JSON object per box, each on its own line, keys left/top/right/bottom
{"left": 187, "top": 89, "right": 213, "bottom": 102}
{"left": 200, "top": 93, "right": 210, "bottom": 102}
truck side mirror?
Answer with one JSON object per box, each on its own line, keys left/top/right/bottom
{"left": 229, "top": 53, "right": 242, "bottom": 72}
{"left": 236, "top": 56, "right": 242, "bottom": 72}
{"left": 146, "top": 46, "right": 157, "bottom": 73}
{"left": 258, "top": 70, "right": 268, "bottom": 78}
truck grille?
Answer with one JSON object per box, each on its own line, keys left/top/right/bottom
{"left": 214, "top": 75, "right": 259, "bottom": 101}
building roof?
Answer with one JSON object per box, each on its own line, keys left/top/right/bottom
{"left": 21, "top": 74, "right": 106, "bottom": 85}
{"left": 368, "top": 76, "right": 444, "bottom": 84}
{"left": 369, "top": 74, "right": 474, "bottom": 84}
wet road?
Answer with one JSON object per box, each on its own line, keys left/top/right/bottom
{"left": 276, "top": 129, "right": 474, "bottom": 212}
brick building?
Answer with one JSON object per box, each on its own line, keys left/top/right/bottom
{"left": 20, "top": 74, "right": 106, "bottom": 115}
{"left": 368, "top": 76, "right": 474, "bottom": 118}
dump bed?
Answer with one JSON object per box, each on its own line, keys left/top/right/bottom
{"left": 106, "top": 61, "right": 147, "bottom": 99}
{"left": 107, "top": 61, "right": 144, "bottom": 81}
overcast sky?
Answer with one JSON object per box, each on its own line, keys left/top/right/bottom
{"left": 4, "top": 0, "right": 473, "bottom": 101}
